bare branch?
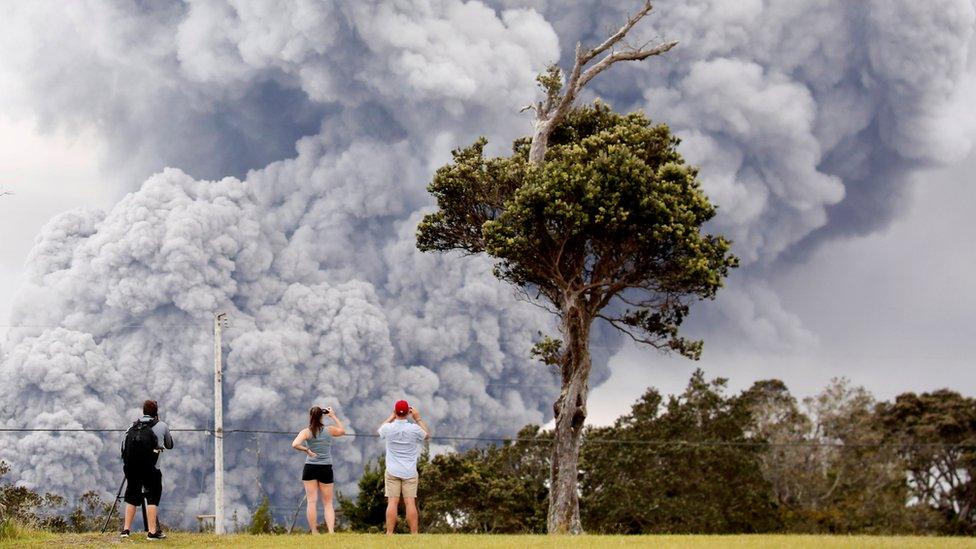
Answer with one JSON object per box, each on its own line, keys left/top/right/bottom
{"left": 513, "top": 287, "right": 561, "bottom": 316}
{"left": 520, "top": 104, "right": 536, "bottom": 113}
{"left": 577, "top": 40, "right": 678, "bottom": 91}
{"left": 579, "top": 1, "right": 655, "bottom": 65}
{"left": 596, "top": 313, "right": 669, "bottom": 349}
{"left": 527, "top": 1, "right": 676, "bottom": 165}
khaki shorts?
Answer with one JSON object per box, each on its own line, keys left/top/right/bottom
{"left": 384, "top": 471, "right": 419, "bottom": 498}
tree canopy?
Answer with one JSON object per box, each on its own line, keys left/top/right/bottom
{"left": 418, "top": 102, "right": 737, "bottom": 359}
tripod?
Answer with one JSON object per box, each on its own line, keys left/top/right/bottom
{"left": 99, "top": 476, "right": 150, "bottom": 533}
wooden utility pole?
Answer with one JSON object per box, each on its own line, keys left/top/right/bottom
{"left": 213, "top": 313, "right": 228, "bottom": 534}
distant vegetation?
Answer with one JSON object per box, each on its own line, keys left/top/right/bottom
{"left": 342, "top": 371, "right": 975, "bottom": 535}
{"left": 2, "top": 371, "right": 973, "bottom": 537}
{"left": 0, "top": 461, "right": 109, "bottom": 539}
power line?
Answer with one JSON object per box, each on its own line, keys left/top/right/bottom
{"left": 1, "top": 428, "right": 972, "bottom": 449}
{"left": 0, "top": 323, "right": 205, "bottom": 329}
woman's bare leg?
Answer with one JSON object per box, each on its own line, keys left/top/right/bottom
{"left": 318, "top": 483, "right": 335, "bottom": 533}
{"left": 303, "top": 480, "right": 319, "bottom": 533}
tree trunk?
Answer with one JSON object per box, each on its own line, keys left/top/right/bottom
{"left": 529, "top": 118, "right": 551, "bottom": 165}
{"left": 548, "top": 295, "right": 592, "bottom": 534}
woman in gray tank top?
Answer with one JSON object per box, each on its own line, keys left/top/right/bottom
{"left": 291, "top": 405, "right": 345, "bottom": 534}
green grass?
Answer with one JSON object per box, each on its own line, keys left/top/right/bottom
{"left": 2, "top": 533, "right": 975, "bottom": 548}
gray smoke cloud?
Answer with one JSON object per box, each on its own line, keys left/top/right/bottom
{"left": 0, "top": 1, "right": 570, "bottom": 522}
{"left": 496, "top": 0, "right": 976, "bottom": 349}
{"left": 1, "top": 0, "right": 974, "bottom": 524}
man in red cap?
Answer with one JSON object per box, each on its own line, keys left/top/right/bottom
{"left": 377, "top": 399, "right": 430, "bottom": 534}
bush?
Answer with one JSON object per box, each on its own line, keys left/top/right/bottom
{"left": 338, "top": 458, "right": 388, "bottom": 532}
{"left": 0, "top": 461, "right": 111, "bottom": 534}
{"left": 0, "top": 517, "right": 26, "bottom": 541}
{"left": 247, "top": 496, "right": 275, "bottom": 534}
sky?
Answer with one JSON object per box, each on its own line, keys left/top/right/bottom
{"left": 0, "top": 0, "right": 974, "bottom": 521}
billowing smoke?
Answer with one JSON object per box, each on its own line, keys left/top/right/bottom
{"left": 1, "top": 0, "right": 974, "bottom": 523}
{"left": 495, "top": 0, "right": 976, "bottom": 349}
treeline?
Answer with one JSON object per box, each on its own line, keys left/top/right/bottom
{"left": 341, "top": 371, "right": 975, "bottom": 535}
{"left": 2, "top": 371, "right": 973, "bottom": 536}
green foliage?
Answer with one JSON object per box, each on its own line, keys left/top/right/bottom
{"left": 247, "top": 496, "right": 276, "bottom": 535}
{"left": 0, "top": 516, "right": 28, "bottom": 541}
{"left": 536, "top": 65, "right": 563, "bottom": 107}
{"left": 742, "top": 379, "right": 931, "bottom": 534}
{"left": 339, "top": 458, "right": 389, "bottom": 533}
{"left": 335, "top": 375, "right": 972, "bottom": 535}
{"left": 580, "top": 370, "right": 780, "bottom": 533}
{"left": 421, "top": 426, "right": 550, "bottom": 533}
{"left": 0, "top": 461, "right": 109, "bottom": 534}
{"left": 530, "top": 334, "right": 562, "bottom": 366}
{"left": 66, "top": 491, "right": 110, "bottom": 533}
{"left": 878, "top": 390, "right": 976, "bottom": 534}
{"left": 0, "top": 461, "right": 59, "bottom": 531}
{"left": 1, "top": 377, "right": 971, "bottom": 537}
{"left": 418, "top": 102, "right": 737, "bottom": 360}
{"left": 341, "top": 432, "right": 549, "bottom": 534}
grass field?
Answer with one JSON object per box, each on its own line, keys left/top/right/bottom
{"left": 2, "top": 533, "right": 975, "bottom": 548}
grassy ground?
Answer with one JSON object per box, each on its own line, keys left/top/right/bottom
{"left": 1, "top": 533, "right": 975, "bottom": 548}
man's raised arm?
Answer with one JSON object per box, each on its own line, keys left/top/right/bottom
{"left": 410, "top": 408, "right": 431, "bottom": 440}
{"left": 377, "top": 412, "right": 396, "bottom": 436}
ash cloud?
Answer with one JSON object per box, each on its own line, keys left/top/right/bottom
{"left": 496, "top": 0, "right": 976, "bottom": 347}
{"left": 0, "top": 1, "right": 564, "bottom": 522}
{"left": 1, "top": 0, "right": 974, "bottom": 523}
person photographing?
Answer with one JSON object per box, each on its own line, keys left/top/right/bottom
{"left": 377, "top": 400, "right": 430, "bottom": 534}
{"left": 119, "top": 399, "right": 173, "bottom": 540}
{"left": 291, "top": 405, "right": 345, "bottom": 534}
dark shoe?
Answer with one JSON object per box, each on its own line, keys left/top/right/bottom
{"left": 147, "top": 530, "right": 165, "bottom": 540}
{"left": 119, "top": 529, "right": 130, "bottom": 538}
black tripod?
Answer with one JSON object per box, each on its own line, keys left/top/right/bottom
{"left": 99, "top": 476, "right": 150, "bottom": 533}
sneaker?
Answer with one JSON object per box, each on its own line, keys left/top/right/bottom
{"left": 119, "top": 529, "right": 130, "bottom": 538}
{"left": 147, "top": 530, "right": 166, "bottom": 540}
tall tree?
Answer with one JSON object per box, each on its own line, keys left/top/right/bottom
{"left": 879, "top": 390, "right": 976, "bottom": 533}
{"left": 417, "top": 98, "right": 736, "bottom": 535}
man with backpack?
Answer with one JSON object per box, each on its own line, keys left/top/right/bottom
{"left": 119, "top": 399, "right": 173, "bottom": 540}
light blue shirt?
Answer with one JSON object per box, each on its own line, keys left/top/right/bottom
{"left": 377, "top": 419, "right": 426, "bottom": 479}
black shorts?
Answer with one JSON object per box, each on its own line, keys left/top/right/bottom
{"left": 302, "top": 463, "right": 334, "bottom": 484}
{"left": 123, "top": 466, "right": 162, "bottom": 506}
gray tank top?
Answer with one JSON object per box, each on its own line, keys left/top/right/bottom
{"left": 305, "top": 431, "right": 333, "bottom": 465}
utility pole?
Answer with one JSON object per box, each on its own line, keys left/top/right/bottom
{"left": 213, "top": 313, "right": 228, "bottom": 534}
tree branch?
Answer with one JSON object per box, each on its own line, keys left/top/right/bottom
{"left": 512, "top": 287, "right": 561, "bottom": 316}
{"left": 528, "top": 1, "right": 676, "bottom": 165}
{"left": 596, "top": 313, "right": 668, "bottom": 349}
{"left": 576, "top": 40, "right": 678, "bottom": 92}
{"left": 579, "top": 1, "right": 655, "bottom": 65}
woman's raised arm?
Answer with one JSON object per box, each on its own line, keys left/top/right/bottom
{"left": 326, "top": 407, "right": 345, "bottom": 437}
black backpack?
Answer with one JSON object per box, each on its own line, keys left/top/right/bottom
{"left": 122, "top": 419, "right": 159, "bottom": 469}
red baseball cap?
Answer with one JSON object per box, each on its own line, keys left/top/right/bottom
{"left": 394, "top": 400, "right": 410, "bottom": 416}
